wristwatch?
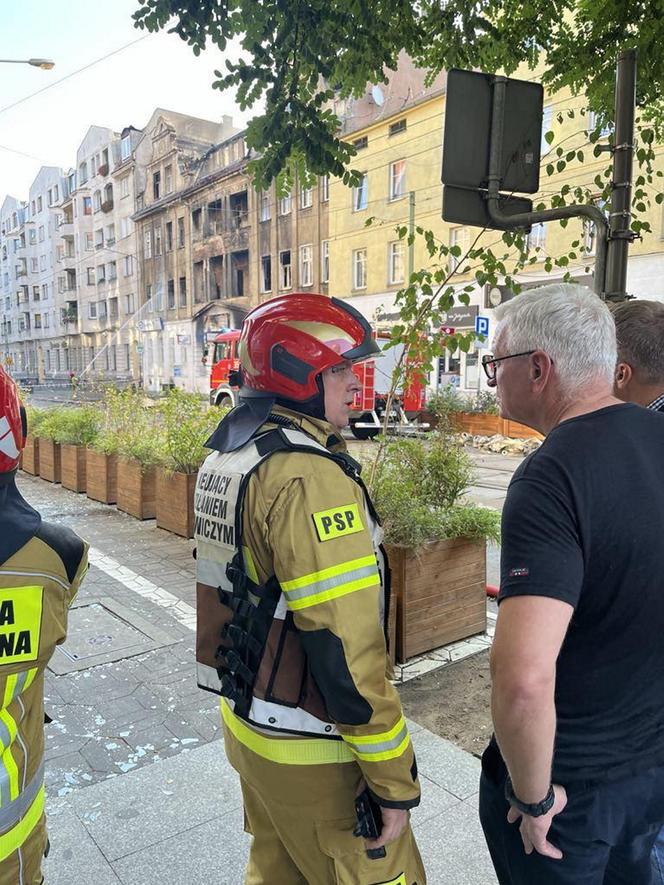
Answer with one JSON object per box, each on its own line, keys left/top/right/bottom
{"left": 504, "top": 776, "right": 555, "bottom": 817}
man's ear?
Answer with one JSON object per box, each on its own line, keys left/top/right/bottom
{"left": 530, "top": 351, "right": 550, "bottom": 384}
{"left": 614, "top": 362, "right": 632, "bottom": 389}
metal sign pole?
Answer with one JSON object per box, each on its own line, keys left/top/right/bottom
{"left": 604, "top": 49, "right": 637, "bottom": 302}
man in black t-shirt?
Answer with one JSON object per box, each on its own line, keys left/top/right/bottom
{"left": 478, "top": 283, "right": 664, "bottom": 885}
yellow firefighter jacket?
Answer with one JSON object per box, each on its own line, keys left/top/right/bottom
{"left": 0, "top": 522, "right": 88, "bottom": 883}
{"left": 195, "top": 406, "right": 419, "bottom": 810}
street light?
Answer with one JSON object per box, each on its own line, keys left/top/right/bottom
{"left": 0, "top": 58, "right": 55, "bottom": 70}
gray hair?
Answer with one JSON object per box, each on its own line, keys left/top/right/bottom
{"left": 611, "top": 299, "right": 664, "bottom": 384}
{"left": 494, "top": 283, "right": 617, "bottom": 395}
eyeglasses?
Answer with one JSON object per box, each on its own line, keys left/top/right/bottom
{"left": 481, "top": 351, "right": 536, "bottom": 381}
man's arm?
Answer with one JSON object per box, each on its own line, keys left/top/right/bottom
{"left": 491, "top": 594, "right": 573, "bottom": 803}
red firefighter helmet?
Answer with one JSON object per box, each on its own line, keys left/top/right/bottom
{"left": 0, "top": 367, "right": 24, "bottom": 473}
{"left": 238, "top": 293, "right": 380, "bottom": 401}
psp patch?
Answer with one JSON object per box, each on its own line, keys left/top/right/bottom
{"left": 0, "top": 586, "right": 44, "bottom": 663}
{"left": 312, "top": 503, "right": 364, "bottom": 541}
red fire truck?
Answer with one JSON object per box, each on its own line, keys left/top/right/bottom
{"left": 208, "top": 329, "right": 428, "bottom": 438}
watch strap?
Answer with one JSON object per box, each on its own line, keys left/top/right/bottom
{"left": 504, "top": 776, "right": 555, "bottom": 817}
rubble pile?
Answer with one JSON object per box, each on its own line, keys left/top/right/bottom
{"left": 457, "top": 432, "right": 542, "bottom": 456}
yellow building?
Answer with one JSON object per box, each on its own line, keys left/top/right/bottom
{"left": 329, "top": 56, "right": 664, "bottom": 393}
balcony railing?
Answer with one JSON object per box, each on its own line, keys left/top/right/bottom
{"left": 101, "top": 200, "right": 114, "bottom": 213}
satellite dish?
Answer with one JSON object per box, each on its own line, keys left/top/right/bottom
{"left": 371, "top": 85, "right": 385, "bottom": 107}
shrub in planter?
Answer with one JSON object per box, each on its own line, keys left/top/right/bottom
{"left": 116, "top": 400, "right": 164, "bottom": 520}
{"left": 85, "top": 387, "right": 132, "bottom": 505}
{"left": 155, "top": 389, "right": 224, "bottom": 537}
{"left": 34, "top": 409, "right": 67, "bottom": 483}
{"left": 21, "top": 406, "right": 48, "bottom": 475}
{"left": 51, "top": 407, "right": 101, "bottom": 493}
{"left": 369, "top": 433, "right": 500, "bottom": 662}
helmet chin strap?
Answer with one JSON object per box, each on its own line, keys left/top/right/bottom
{"left": 275, "top": 374, "right": 326, "bottom": 420}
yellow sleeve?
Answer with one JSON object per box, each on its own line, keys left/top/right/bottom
{"left": 266, "top": 458, "right": 420, "bottom": 808}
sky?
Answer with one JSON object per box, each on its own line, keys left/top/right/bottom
{"left": 0, "top": 0, "right": 258, "bottom": 203}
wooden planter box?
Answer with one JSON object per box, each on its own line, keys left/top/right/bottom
{"left": 21, "top": 436, "right": 39, "bottom": 475}
{"left": 39, "top": 439, "right": 61, "bottom": 483}
{"left": 86, "top": 450, "right": 117, "bottom": 504}
{"left": 454, "top": 412, "right": 543, "bottom": 440}
{"left": 156, "top": 468, "right": 197, "bottom": 537}
{"left": 61, "top": 444, "right": 87, "bottom": 492}
{"left": 386, "top": 538, "right": 487, "bottom": 663}
{"left": 117, "top": 458, "right": 157, "bottom": 520}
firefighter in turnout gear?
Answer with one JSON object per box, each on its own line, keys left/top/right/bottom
{"left": 0, "top": 368, "right": 88, "bottom": 885}
{"left": 195, "top": 294, "right": 425, "bottom": 884}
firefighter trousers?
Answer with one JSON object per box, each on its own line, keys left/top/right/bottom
{"left": 0, "top": 811, "right": 47, "bottom": 885}
{"left": 240, "top": 774, "right": 426, "bottom": 885}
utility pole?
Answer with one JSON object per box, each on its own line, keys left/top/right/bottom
{"left": 408, "top": 191, "right": 415, "bottom": 281}
{"left": 603, "top": 49, "right": 637, "bottom": 301}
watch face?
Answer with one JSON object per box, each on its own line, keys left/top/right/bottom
{"left": 489, "top": 287, "right": 502, "bottom": 307}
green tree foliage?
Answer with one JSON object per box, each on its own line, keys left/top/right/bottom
{"left": 134, "top": 0, "right": 664, "bottom": 186}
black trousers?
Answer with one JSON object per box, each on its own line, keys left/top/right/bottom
{"left": 479, "top": 742, "right": 664, "bottom": 885}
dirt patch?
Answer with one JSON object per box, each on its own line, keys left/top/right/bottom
{"left": 398, "top": 650, "right": 493, "bottom": 757}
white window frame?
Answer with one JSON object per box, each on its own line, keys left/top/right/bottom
{"left": 299, "top": 244, "right": 313, "bottom": 287}
{"left": 279, "top": 250, "right": 292, "bottom": 289}
{"left": 449, "top": 226, "right": 471, "bottom": 272}
{"left": 321, "top": 240, "right": 330, "bottom": 284}
{"left": 353, "top": 173, "right": 368, "bottom": 211}
{"left": 388, "top": 241, "right": 405, "bottom": 285}
{"left": 389, "top": 160, "right": 406, "bottom": 202}
{"left": 352, "top": 248, "right": 367, "bottom": 290}
{"left": 300, "top": 187, "right": 313, "bottom": 209}
{"left": 278, "top": 194, "right": 292, "bottom": 216}
{"left": 320, "top": 175, "right": 329, "bottom": 203}
{"left": 260, "top": 255, "right": 272, "bottom": 294}
{"left": 526, "top": 222, "right": 547, "bottom": 253}
{"left": 260, "top": 194, "right": 270, "bottom": 222}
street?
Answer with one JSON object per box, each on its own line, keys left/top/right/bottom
{"left": 12, "top": 446, "right": 518, "bottom": 883}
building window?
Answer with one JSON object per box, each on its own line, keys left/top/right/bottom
{"left": 121, "top": 134, "right": 131, "bottom": 161}
{"left": 389, "top": 119, "right": 407, "bottom": 136}
{"left": 83, "top": 196, "right": 92, "bottom": 216}
{"left": 30, "top": 257, "right": 38, "bottom": 272}
{"left": 47, "top": 189, "right": 53, "bottom": 206}
{"left": 34, "top": 314, "right": 42, "bottom": 329}
{"left": 178, "top": 277, "right": 187, "bottom": 307}
{"left": 260, "top": 194, "right": 270, "bottom": 222}
{"left": 146, "top": 283, "right": 153, "bottom": 309}
{"left": 87, "top": 267, "right": 95, "bottom": 285}
{"left": 33, "top": 286, "right": 40, "bottom": 301}
{"left": 42, "top": 284, "right": 48, "bottom": 300}
{"left": 153, "top": 171, "right": 161, "bottom": 201}
{"left": 320, "top": 175, "right": 329, "bottom": 203}
{"left": 353, "top": 136, "right": 368, "bottom": 151}
{"left": 164, "top": 165, "right": 173, "bottom": 195}
{"left": 39, "top": 255, "right": 46, "bottom": 272}
{"left": 541, "top": 105, "right": 553, "bottom": 154}
{"left": 143, "top": 231, "right": 152, "bottom": 259}
{"left": 38, "top": 225, "right": 45, "bottom": 243}
{"left": 155, "top": 283, "right": 163, "bottom": 311}
{"left": 321, "top": 240, "right": 330, "bottom": 284}
{"left": 526, "top": 222, "right": 547, "bottom": 253}
{"left": 109, "top": 297, "right": 119, "bottom": 320}
{"left": 587, "top": 109, "right": 613, "bottom": 138}
{"left": 167, "top": 279, "right": 175, "bottom": 309}
{"left": 352, "top": 248, "right": 367, "bottom": 289}
{"left": 177, "top": 217, "right": 185, "bottom": 248}
{"left": 85, "top": 232, "right": 93, "bottom": 251}
{"left": 125, "top": 292, "right": 135, "bottom": 314}
{"left": 279, "top": 250, "right": 292, "bottom": 289}
{"left": 154, "top": 227, "right": 162, "bottom": 256}
{"left": 93, "top": 190, "right": 102, "bottom": 212}
{"left": 37, "top": 196, "right": 42, "bottom": 213}
{"left": 95, "top": 229, "right": 104, "bottom": 250}
{"left": 389, "top": 241, "right": 405, "bottom": 284}
{"left": 98, "top": 300, "right": 107, "bottom": 319}
{"left": 106, "top": 223, "right": 115, "bottom": 245}
{"left": 120, "top": 176, "right": 130, "bottom": 198}
{"left": 260, "top": 256, "right": 272, "bottom": 293}
{"left": 88, "top": 301, "right": 97, "bottom": 319}
{"left": 300, "top": 187, "right": 313, "bottom": 210}
{"left": 43, "top": 313, "right": 49, "bottom": 329}
{"left": 353, "top": 173, "right": 368, "bottom": 211}
{"left": 108, "top": 260, "right": 117, "bottom": 281}
{"left": 165, "top": 221, "right": 173, "bottom": 251}
{"left": 97, "top": 264, "right": 106, "bottom": 283}
{"left": 29, "top": 229, "right": 36, "bottom": 245}
{"left": 389, "top": 160, "right": 406, "bottom": 201}
{"left": 279, "top": 194, "right": 292, "bottom": 216}
{"left": 449, "top": 227, "right": 471, "bottom": 272}
{"left": 583, "top": 199, "right": 607, "bottom": 255}
{"left": 299, "top": 244, "right": 313, "bottom": 287}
